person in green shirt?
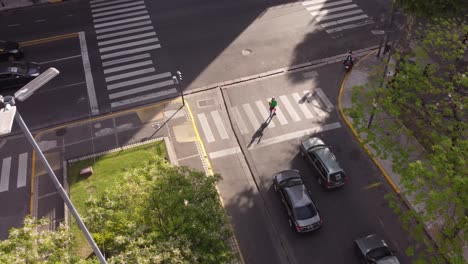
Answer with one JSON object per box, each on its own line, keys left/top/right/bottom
{"left": 269, "top": 97, "right": 277, "bottom": 117}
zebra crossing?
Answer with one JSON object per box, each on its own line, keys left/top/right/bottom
{"left": 197, "top": 89, "right": 333, "bottom": 143}
{"left": 301, "top": 0, "right": 374, "bottom": 34}
{"left": 89, "top": 0, "right": 178, "bottom": 109}
{"left": 0, "top": 152, "right": 29, "bottom": 193}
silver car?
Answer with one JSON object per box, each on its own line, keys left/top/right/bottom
{"left": 354, "top": 234, "right": 400, "bottom": 264}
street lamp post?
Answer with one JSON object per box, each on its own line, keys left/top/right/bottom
{"left": 0, "top": 68, "right": 107, "bottom": 264}
{"left": 172, "top": 70, "right": 184, "bottom": 105}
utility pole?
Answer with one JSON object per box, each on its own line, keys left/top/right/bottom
{"left": 172, "top": 71, "right": 184, "bottom": 105}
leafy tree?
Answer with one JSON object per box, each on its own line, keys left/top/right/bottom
{"left": 395, "top": 0, "right": 468, "bottom": 17}
{"left": 83, "top": 157, "right": 235, "bottom": 264}
{"left": 347, "top": 18, "right": 467, "bottom": 263}
{"left": 0, "top": 216, "right": 96, "bottom": 264}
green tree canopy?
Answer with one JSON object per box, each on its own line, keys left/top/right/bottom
{"left": 395, "top": 0, "right": 468, "bottom": 17}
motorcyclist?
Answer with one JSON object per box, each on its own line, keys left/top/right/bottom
{"left": 343, "top": 51, "right": 354, "bottom": 68}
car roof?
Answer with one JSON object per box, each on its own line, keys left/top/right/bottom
{"left": 314, "top": 147, "right": 342, "bottom": 174}
{"left": 285, "top": 184, "right": 312, "bottom": 207}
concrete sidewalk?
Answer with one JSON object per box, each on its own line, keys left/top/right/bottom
{"left": 0, "top": 0, "right": 62, "bottom": 12}
{"left": 338, "top": 51, "right": 468, "bottom": 261}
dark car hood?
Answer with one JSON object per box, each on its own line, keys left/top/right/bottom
{"left": 0, "top": 41, "right": 19, "bottom": 50}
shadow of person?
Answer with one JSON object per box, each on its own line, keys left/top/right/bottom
{"left": 247, "top": 122, "right": 268, "bottom": 148}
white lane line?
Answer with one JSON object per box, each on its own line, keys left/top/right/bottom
{"left": 38, "top": 54, "right": 82, "bottom": 65}
{"left": 105, "top": 67, "right": 155, "bottom": 82}
{"left": 109, "top": 79, "right": 174, "bottom": 99}
{"left": 92, "top": 5, "right": 145, "bottom": 18}
{"left": 94, "top": 15, "right": 150, "bottom": 29}
{"left": 35, "top": 19, "right": 46, "bottom": 22}
{"left": 248, "top": 122, "right": 341, "bottom": 150}
{"left": 93, "top": 10, "right": 148, "bottom": 23}
{"left": 104, "top": 60, "right": 152, "bottom": 74}
{"left": 79, "top": 32, "right": 99, "bottom": 115}
{"left": 279, "top": 95, "right": 301, "bottom": 122}
{"left": 107, "top": 71, "right": 171, "bottom": 90}
{"left": 101, "top": 44, "right": 161, "bottom": 59}
{"left": 95, "top": 20, "right": 151, "bottom": 34}
{"left": 325, "top": 20, "right": 374, "bottom": 33}
{"left": 292, "top": 93, "right": 314, "bottom": 119}
{"left": 231, "top": 106, "right": 249, "bottom": 135}
{"left": 111, "top": 88, "right": 177, "bottom": 108}
{"left": 97, "top": 26, "right": 154, "bottom": 40}
{"left": 91, "top": 0, "right": 135, "bottom": 8}
{"left": 211, "top": 111, "right": 229, "bottom": 140}
{"left": 255, "top": 100, "right": 275, "bottom": 127}
{"left": 315, "top": 88, "right": 334, "bottom": 109}
{"left": 301, "top": 0, "right": 328, "bottom": 6}
{"left": 91, "top": 1, "right": 144, "bottom": 13}
{"left": 306, "top": 0, "right": 352, "bottom": 11}
{"left": 17, "top": 153, "right": 28, "bottom": 188}
{"left": 0, "top": 157, "right": 12, "bottom": 192}
{"left": 102, "top": 53, "right": 150, "bottom": 67}
{"left": 310, "top": 4, "right": 357, "bottom": 16}
{"left": 197, "top": 113, "right": 215, "bottom": 143}
{"left": 98, "top": 32, "right": 156, "bottom": 46}
{"left": 320, "top": 14, "right": 368, "bottom": 27}
{"left": 209, "top": 147, "right": 242, "bottom": 159}
{"left": 8, "top": 24, "right": 21, "bottom": 27}
{"left": 99, "top": 37, "right": 158, "bottom": 52}
{"left": 316, "top": 9, "right": 363, "bottom": 22}
{"left": 242, "top": 104, "right": 260, "bottom": 130}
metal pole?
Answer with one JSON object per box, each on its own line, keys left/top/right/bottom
{"left": 14, "top": 112, "right": 107, "bottom": 264}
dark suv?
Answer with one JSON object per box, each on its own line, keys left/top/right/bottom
{"left": 0, "top": 62, "right": 41, "bottom": 90}
{"left": 273, "top": 170, "right": 322, "bottom": 233}
{"left": 0, "top": 41, "right": 24, "bottom": 61}
{"left": 300, "top": 137, "right": 348, "bottom": 189}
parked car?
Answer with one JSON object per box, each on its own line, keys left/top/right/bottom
{"left": 0, "top": 41, "right": 24, "bottom": 61}
{"left": 300, "top": 137, "right": 348, "bottom": 189}
{"left": 273, "top": 169, "right": 322, "bottom": 233}
{"left": 354, "top": 234, "right": 400, "bottom": 264}
{"left": 0, "top": 62, "right": 41, "bottom": 90}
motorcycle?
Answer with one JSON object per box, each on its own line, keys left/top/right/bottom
{"left": 343, "top": 53, "right": 354, "bottom": 71}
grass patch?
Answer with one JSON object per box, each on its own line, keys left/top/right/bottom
{"left": 68, "top": 141, "right": 166, "bottom": 257}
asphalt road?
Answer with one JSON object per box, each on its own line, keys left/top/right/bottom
{"left": 187, "top": 63, "right": 418, "bottom": 263}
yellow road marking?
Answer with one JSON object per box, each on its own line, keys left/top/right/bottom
{"left": 184, "top": 100, "right": 245, "bottom": 264}
{"left": 362, "top": 182, "right": 382, "bottom": 190}
{"left": 337, "top": 50, "right": 401, "bottom": 194}
{"left": 20, "top": 32, "right": 79, "bottom": 47}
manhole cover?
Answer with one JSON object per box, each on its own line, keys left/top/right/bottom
{"left": 197, "top": 99, "right": 215, "bottom": 108}
{"left": 55, "top": 128, "right": 67, "bottom": 137}
{"left": 242, "top": 49, "right": 253, "bottom": 56}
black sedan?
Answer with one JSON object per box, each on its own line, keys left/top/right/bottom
{"left": 273, "top": 170, "right": 323, "bottom": 233}
{"left": 0, "top": 41, "right": 24, "bottom": 61}
{"left": 354, "top": 234, "right": 400, "bottom": 264}
{"left": 0, "top": 62, "right": 41, "bottom": 90}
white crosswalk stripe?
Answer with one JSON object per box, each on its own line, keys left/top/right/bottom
{"left": 91, "top": 0, "right": 135, "bottom": 8}
{"left": 93, "top": 10, "right": 148, "bottom": 23}
{"left": 98, "top": 32, "right": 156, "bottom": 46}
{"left": 196, "top": 92, "right": 336, "bottom": 144}
{"left": 94, "top": 15, "right": 150, "bottom": 29}
{"left": 105, "top": 67, "right": 155, "bottom": 82}
{"left": 92, "top": 5, "right": 146, "bottom": 18}
{"left": 109, "top": 80, "right": 174, "bottom": 99}
{"left": 102, "top": 53, "right": 151, "bottom": 67}
{"left": 104, "top": 60, "right": 153, "bottom": 74}
{"left": 301, "top": 0, "right": 373, "bottom": 34}
{"left": 91, "top": 1, "right": 144, "bottom": 13}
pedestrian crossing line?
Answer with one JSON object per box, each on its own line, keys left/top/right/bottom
{"left": 320, "top": 14, "right": 368, "bottom": 27}
{"left": 98, "top": 32, "right": 156, "bottom": 46}
{"left": 91, "top": 0, "right": 135, "bottom": 9}
{"left": 303, "top": 91, "right": 328, "bottom": 118}
{"left": 95, "top": 21, "right": 151, "bottom": 34}
{"left": 231, "top": 106, "right": 249, "bottom": 135}
{"left": 101, "top": 44, "right": 161, "bottom": 60}
{"left": 301, "top": 0, "right": 328, "bottom": 6}
{"left": 325, "top": 19, "right": 374, "bottom": 33}
{"left": 0, "top": 157, "right": 11, "bottom": 192}
{"left": 211, "top": 111, "right": 229, "bottom": 140}
{"left": 92, "top": 5, "right": 146, "bottom": 18}
{"left": 91, "top": 1, "right": 144, "bottom": 13}
{"left": 316, "top": 9, "right": 363, "bottom": 22}
{"left": 273, "top": 106, "right": 289, "bottom": 125}
{"left": 255, "top": 100, "right": 276, "bottom": 127}
{"left": 198, "top": 113, "right": 215, "bottom": 142}
{"left": 97, "top": 26, "right": 154, "bottom": 40}
{"left": 107, "top": 71, "right": 171, "bottom": 90}
{"left": 109, "top": 79, "right": 174, "bottom": 99}
{"left": 292, "top": 93, "right": 314, "bottom": 119}
{"left": 279, "top": 95, "right": 301, "bottom": 122}
{"left": 242, "top": 104, "right": 261, "bottom": 130}
{"left": 104, "top": 60, "right": 153, "bottom": 74}
{"left": 105, "top": 67, "right": 155, "bottom": 82}
{"left": 305, "top": 0, "right": 352, "bottom": 11}
{"left": 93, "top": 10, "right": 148, "bottom": 23}
{"left": 315, "top": 88, "right": 334, "bottom": 109}
{"left": 111, "top": 88, "right": 177, "bottom": 108}
{"left": 103, "top": 53, "right": 151, "bottom": 67}
{"left": 17, "top": 152, "right": 28, "bottom": 188}
{"left": 310, "top": 4, "right": 357, "bottom": 16}
{"left": 94, "top": 15, "right": 150, "bottom": 29}
{"left": 99, "top": 37, "right": 159, "bottom": 53}
{"left": 90, "top": 0, "right": 120, "bottom": 4}
{"left": 209, "top": 147, "right": 242, "bottom": 159}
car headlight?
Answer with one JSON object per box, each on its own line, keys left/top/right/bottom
{"left": 10, "top": 49, "right": 19, "bottom": 54}
{"left": 30, "top": 73, "right": 39, "bottom": 77}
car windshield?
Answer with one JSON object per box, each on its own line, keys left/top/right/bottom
{"left": 281, "top": 177, "right": 302, "bottom": 187}
{"left": 330, "top": 172, "right": 344, "bottom": 182}
{"left": 294, "top": 203, "right": 317, "bottom": 220}
{"left": 8, "top": 64, "right": 26, "bottom": 75}
{"left": 367, "top": 246, "right": 392, "bottom": 260}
